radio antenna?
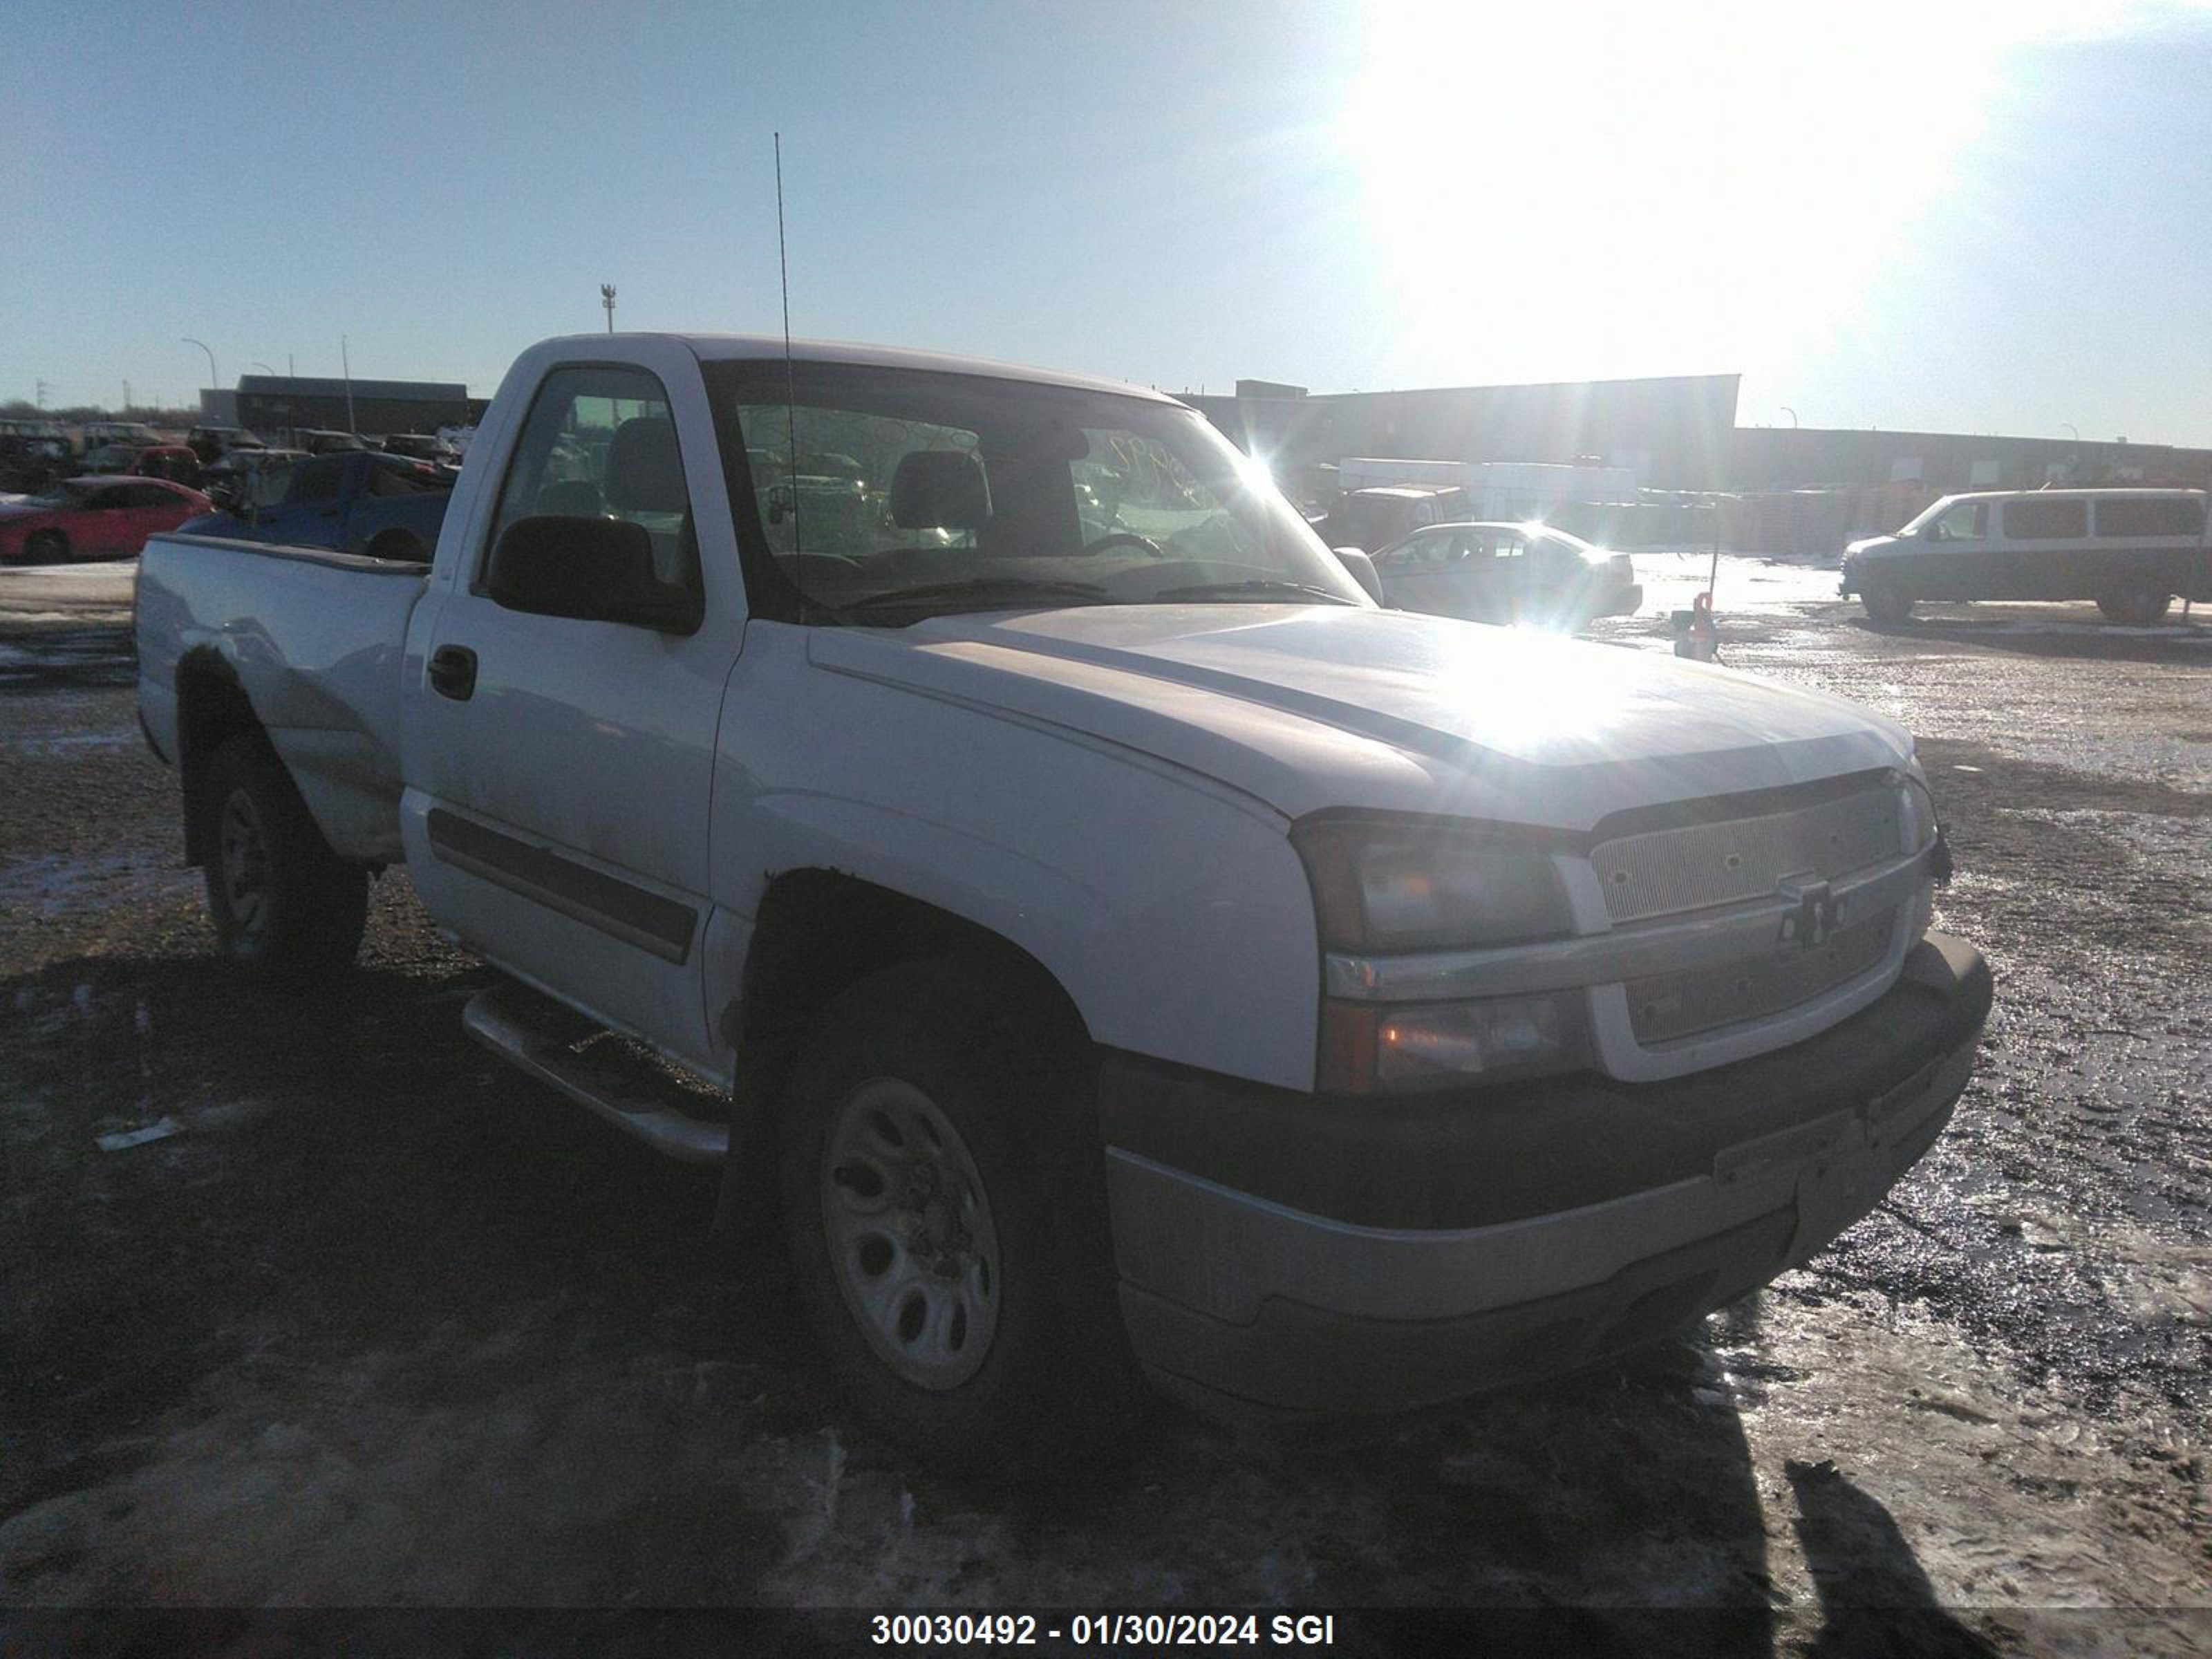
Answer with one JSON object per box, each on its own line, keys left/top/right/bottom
{"left": 775, "top": 131, "right": 800, "bottom": 554}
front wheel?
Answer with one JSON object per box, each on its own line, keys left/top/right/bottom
{"left": 1861, "top": 583, "right": 1915, "bottom": 624}
{"left": 2097, "top": 581, "right": 2171, "bottom": 627}
{"left": 198, "top": 732, "right": 368, "bottom": 979}
{"left": 777, "top": 962, "right": 1134, "bottom": 1468}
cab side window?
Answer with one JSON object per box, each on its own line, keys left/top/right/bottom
{"left": 1930, "top": 500, "right": 1987, "bottom": 541}
{"left": 2002, "top": 498, "right": 2087, "bottom": 540}
{"left": 485, "top": 366, "right": 698, "bottom": 590}
{"left": 1387, "top": 529, "right": 1452, "bottom": 568}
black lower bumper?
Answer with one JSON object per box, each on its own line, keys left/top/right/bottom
{"left": 1100, "top": 933, "right": 1991, "bottom": 1417}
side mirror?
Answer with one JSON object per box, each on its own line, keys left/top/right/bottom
{"left": 485, "top": 515, "right": 699, "bottom": 632}
{"left": 1333, "top": 546, "right": 1384, "bottom": 603}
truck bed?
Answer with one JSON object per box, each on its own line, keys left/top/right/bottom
{"left": 135, "top": 532, "right": 431, "bottom": 863}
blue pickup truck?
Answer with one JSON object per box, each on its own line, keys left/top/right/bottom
{"left": 185, "top": 450, "right": 453, "bottom": 562}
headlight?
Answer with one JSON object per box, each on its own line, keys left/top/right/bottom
{"left": 1290, "top": 814, "right": 1573, "bottom": 953}
{"left": 1294, "top": 814, "right": 1586, "bottom": 1094}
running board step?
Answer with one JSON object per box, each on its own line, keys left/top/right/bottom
{"left": 462, "top": 982, "right": 729, "bottom": 1163}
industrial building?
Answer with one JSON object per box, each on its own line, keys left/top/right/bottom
{"left": 200, "top": 376, "right": 490, "bottom": 438}
{"left": 1185, "top": 374, "right": 1743, "bottom": 495}
{"left": 1730, "top": 424, "right": 2212, "bottom": 493}
{"left": 1189, "top": 376, "right": 2212, "bottom": 500}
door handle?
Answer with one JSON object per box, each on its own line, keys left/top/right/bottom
{"left": 427, "top": 644, "right": 477, "bottom": 701}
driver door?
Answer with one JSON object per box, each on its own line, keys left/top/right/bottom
{"left": 92, "top": 487, "right": 156, "bottom": 554}
{"left": 1919, "top": 499, "right": 1991, "bottom": 598}
{"left": 1375, "top": 527, "right": 1459, "bottom": 615}
{"left": 403, "top": 355, "right": 742, "bottom": 1071}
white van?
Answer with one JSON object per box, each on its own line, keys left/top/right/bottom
{"left": 1841, "top": 488, "right": 2211, "bottom": 625}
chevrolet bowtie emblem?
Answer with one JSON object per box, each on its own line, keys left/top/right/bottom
{"left": 1777, "top": 877, "right": 1839, "bottom": 950}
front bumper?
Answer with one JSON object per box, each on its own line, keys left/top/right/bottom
{"left": 1102, "top": 932, "right": 1990, "bottom": 1417}
{"left": 1592, "top": 581, "right": 1644, "bottom": 618}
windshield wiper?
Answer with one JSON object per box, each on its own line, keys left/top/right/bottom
{"left": 1151, "top": 579, "right": 1358, "bottom": 606}
{"left": 835, "top": 577, "right": 1114, "bottom": 618}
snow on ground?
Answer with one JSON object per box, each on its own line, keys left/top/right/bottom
{"left": 0, "top": 560, "right": 138, "bottom": 628}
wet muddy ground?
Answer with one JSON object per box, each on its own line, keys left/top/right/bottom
{"left": 1, "top": 559, "right": 2206, "bottom": 1654}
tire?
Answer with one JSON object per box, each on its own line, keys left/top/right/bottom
{"left": 1861, "top": 583, "right": 1915, "bottom": 624}
{"left": 24, "top": 529, "right": 69, "bottom": 565}
{"left": 196, "top": 731, "right": 368, "bottom": 980}
{"left": 2096, "top": 581, "right": 2171, "bottom": 627}
{"left": 776, "top": 961, "right": 1135, "bottom": 1469}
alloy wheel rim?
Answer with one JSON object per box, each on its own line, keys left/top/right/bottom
{"left": 820, "top": 1076, "right": 1001, "bottom": 1390}
{"left": 218, "top": 790, "right": 270, "bottom": 941}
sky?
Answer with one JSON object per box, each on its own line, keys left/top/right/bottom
{"left": 6, "top": 0, "right": 2211, "bottom": 444}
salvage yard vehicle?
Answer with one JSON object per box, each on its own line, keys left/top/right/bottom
{"left": 1321, "top": 481, "right": 1472, "bottom": 552}
{"left": 293, "top": 429, "right": 376, "bottom": 456}
{"left": 0, "top": 418, "right": 71, "bottom": 446}
{"left": 1, "top": 475, "right": 210, "bottom": 562}
{"left": 134, "top": 332, "right": 1989, "bottom": 1462}
{"left": 79, "top": 419, "right": 162, "bottom": 451}
{"left": 182, "top": 449, "right": 451, "bottom": 562}
{"left": 185, "top": 425, "right": 266, "bottom": 463}
{"left": 85, "top": 443, "right": 204, "bottom": 488}
{"left": 379, "top": 432, "right": 461, "bottom": 464}
{"left": 0, "top": 432, "right": 73, "bottom": 494}
{"left": 1841, "top": 487, "right": 2212, "bottom": 625}
{"left": 1374, "top": 520, "right": 1641, "bottom": 629}
{"left": 201, "top": 445, "right": 306, "bottom": 497}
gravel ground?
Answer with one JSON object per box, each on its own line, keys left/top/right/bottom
{"left": 1, "top": 557, "right": 2206, "bottom": 1654}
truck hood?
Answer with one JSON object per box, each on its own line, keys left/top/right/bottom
{"left": 809, "top": 605, "right": 1914, "bottom": 830}
{"left": 1844, "top": 534, "right": 1906, "bottom": 561}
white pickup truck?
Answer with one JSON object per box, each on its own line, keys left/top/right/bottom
{"left": 136, "top": 333, "right": 1990, "bottom": 1461}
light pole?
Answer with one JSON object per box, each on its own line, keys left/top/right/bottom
{"left": 183, "top": 338, "right": 218, "bottom": 409}
{"left": 249, "top": 362, "right": 276, "bottom": 377}
{"left": 341, "top": 335, "right": 356, "bottom": 433}
{"left": 601, "top": 283, "right": 617, "bottom": 333}
{"left": 2061, "top": 422, "right": 2079, "bottom": 442}
{"left": 1780, "top": 406, "right": 1799, "bottom": 428}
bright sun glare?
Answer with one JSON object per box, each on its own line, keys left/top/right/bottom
{"left": 1337, "top": 0, "right": 2155, "bottom": 384}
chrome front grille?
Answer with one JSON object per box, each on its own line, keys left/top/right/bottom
{"left": 1317, "top": 774, "right": 1929, "bottom": 1078}
{"left": 1591, "top": 785, "right": 1902, "bottom": 925}
{"left": 1626, "top": 911, "right": 1896, "bottom": 1044}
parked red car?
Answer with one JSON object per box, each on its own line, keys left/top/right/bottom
{"left": 0, "top": 476, "right": 214, "bottom": 563}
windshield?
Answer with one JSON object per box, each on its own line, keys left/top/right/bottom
{"left": 705, "top": 360, "right": 1368, "bottom": 622}
{"left": 1900, "top": 496, "right": 1967, "bottom": 534}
